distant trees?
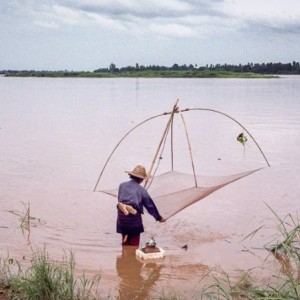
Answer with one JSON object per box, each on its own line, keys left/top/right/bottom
{"left": 109, "top": 63, "right": 117, "bottom": 72}
{"left": 93, "top": 61, "right": 300, "bottom": 75}
{"left": 2, "top": 61, "right": 300, "bottom": 76}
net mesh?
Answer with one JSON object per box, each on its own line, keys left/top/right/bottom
{"left": 101, "top": 168, "right": 261, "bottom": 220}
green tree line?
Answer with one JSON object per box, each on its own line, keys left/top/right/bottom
{"left": 95, "top": 61, "right": 300, "bottom": 74}
{"left": 1, "top": 61, "right": 299, "bottom": 76}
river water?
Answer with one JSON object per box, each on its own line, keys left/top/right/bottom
{"left": 0, "top": 76, "right": 300, "bottom": 298}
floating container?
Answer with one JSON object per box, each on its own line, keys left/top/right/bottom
{"left": 136, "top": 237, "right": 165, "bottom": 259}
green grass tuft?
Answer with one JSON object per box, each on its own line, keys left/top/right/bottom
{"left": 196, "top": 209, "right": 300, "bottom": 299}
{"left": 0, "top": 249, "right": 102, "bottom": 300}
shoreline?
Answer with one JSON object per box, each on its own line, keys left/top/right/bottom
{"left": 3, "top": 70, "right": 278, "bottom": 78}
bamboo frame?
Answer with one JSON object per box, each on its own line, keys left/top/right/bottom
{"left": 93, "top": 102, "right": 270, "bottom": 192}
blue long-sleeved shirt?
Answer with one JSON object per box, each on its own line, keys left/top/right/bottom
{"left": 118, "top": 179, "right": 162, "bottom": 221}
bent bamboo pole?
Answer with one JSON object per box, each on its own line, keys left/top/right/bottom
{"left": 181, "top": 108, "right": 271, "bottom": 167}
{"left": 93, "top": 110, "right": 175, "bottom": 192}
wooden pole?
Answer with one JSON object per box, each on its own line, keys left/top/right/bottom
{"left": 171, "top": 109, "right": 174, "bottom": 171}
{"left": 144, "top": 99, "right": 179, "bottom": 187}
{"left": 179, "top": 111, "right": 198, "bottom": 187}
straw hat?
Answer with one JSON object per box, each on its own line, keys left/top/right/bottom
{"left": 126, "top": 165, "right": 148, "bottom": 179}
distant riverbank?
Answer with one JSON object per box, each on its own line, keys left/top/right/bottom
{"left": 3, "top": 70, "right": 277, "bottom": 78}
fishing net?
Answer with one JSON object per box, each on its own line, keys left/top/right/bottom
{"left": 94, "top": 102, "right": 269, "bottom": 220}
{"left": 101, "top": 169, "right": 261, "bottom": 220}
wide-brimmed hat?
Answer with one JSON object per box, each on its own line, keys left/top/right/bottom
{"left": 125, "top": 165, "right": 148, "bottom": 179}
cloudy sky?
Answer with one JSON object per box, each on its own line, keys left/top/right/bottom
{"left": 1, "top": 0, "right": 300, "bottom": 71}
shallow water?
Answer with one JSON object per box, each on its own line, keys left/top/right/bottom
{"left": 0, "top": 76, "right": 300, "bottom": 298}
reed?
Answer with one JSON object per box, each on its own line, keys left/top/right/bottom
{"left": 0, "top": 249, "right": 103, "bottom": 300}
{"left": 19, "top": 201, "right": 30, "bottom": 231}
{"left": 7, "top": 201, "right": 31, "bottom": 231}
{"left": 153, "top": 291, "right": 185, "bottom": 299}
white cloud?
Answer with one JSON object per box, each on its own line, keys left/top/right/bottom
{"left": 33, "top": 20, "right": 60, "bottom": 29}
{"left": 7, "top": 0, "right": 300, "bottom": 35}
{"left": 63, "top": 0, "right": 192, "bottom": 16}
{"left": 150, "top": 23, "right": 196, "bottom": 38}
{"left": 52, "top": 5, "right": 85, "bottom": 25}
{"left": 220, "top": 0, "right": 300, "bottom": 31}
{"left": 137, "top": 0, "right": 192, "bottom": 15}
{"left": 85, "top": 12, "right": 126, "bottom": 30}
{"left": 1, "top": 0, "right": 300, "bottom": 69}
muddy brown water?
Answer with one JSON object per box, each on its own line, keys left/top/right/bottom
{"left": 1, "top": 76, "right": 300, "bottom": 298}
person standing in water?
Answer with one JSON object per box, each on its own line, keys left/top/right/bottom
{"left": 117, "top": 165, "right": 165, "bottom": 246}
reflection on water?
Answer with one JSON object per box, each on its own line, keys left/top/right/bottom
{"left": 116, "top": 247, "right": 162, "bottom": 300}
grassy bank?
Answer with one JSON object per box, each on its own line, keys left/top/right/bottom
{"left": 1, "top": 209, "right": 299, "bottom": 299}
{"left": 197, "top": 209, "right": 300, "bottom": 299}
{"left": 0, "top": 250, "right": 102, "bottom": 300}
{"left": 4, "top": 70, "right": 276, "bottom": 78}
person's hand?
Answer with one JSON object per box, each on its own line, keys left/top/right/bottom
{"left": 159, "top": 217, "right": 166, "bottom": 222}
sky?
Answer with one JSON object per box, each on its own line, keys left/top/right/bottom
{"left": 0, "top": 0, "right": 300, "bottom": 71}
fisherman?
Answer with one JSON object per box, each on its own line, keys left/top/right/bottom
{"left": 117, "top": 165, "right": 165, "bottom": 246}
